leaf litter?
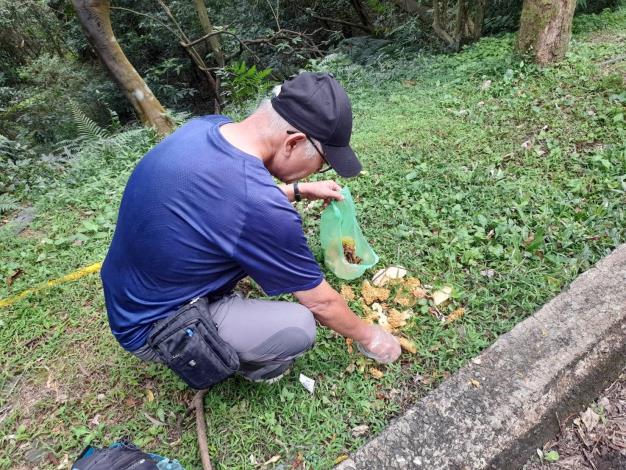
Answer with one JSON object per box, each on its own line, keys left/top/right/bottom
{"left": 522, "top": 369, "right": 626, "bottom": 470}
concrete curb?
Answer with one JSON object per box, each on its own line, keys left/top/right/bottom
{"left": 337, "top": 244, "right": 626, "bottom": 469}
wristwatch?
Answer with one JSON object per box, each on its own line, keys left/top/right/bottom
{"left": 293, "top": 182, "right": 302, "bottom": 202}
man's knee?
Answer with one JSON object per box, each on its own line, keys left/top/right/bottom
{"left": 291, "top": 304, "right": 316, "bottom": 350}
{"left": 269, "top": 304, "right": 316, "bottom": 360}
{"left": 242, "top": 304, "right": 316, "bottom": 363}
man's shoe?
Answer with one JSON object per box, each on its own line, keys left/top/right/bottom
{"left": 242, "top": 366, "right": 291, "bottom": 384}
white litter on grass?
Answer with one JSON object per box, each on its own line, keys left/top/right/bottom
{"left": 372, "top": 266, "right": 407, "bottom": 287}
{"left": 299, "top": 373, "right": 315, "bottom": 394}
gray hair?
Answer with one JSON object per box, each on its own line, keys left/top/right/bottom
{"left": 256, "top": 86, "right": 320, "bottom": 160}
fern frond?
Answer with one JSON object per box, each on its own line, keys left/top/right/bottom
{"left": 0, "top": 134, "right": 15, "bottom": 159}
{"left": 69, "top": 101, "right": 109, "bottom": 141}
{"left": 105, "top": 128, "right": 147, "bottom": 149}
{"left": 0, "top": 193, "right": 19, "bottom": 214}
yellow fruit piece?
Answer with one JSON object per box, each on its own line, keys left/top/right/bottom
{"left": 361, "top": 280, "right": 390, "bottom": 305}
{"left": 387, "top": 308, "right": 412, "bottom": 329}
{"left": 369, "top": 367, "right": 384, "bottom": 379}
{"left": 340, "top": 284, "right": 356, "bottom": 301}
{"left": 394, "top": 288, "right": 417, "bottom": 307}
{"left": 396, "top": 336, "right": 417, "bottom": 354}
{"left": 445, "top": 307, "right": 466, "bottom": 324}
{"left": 341, "top": 237, "right": 356, "bottom": 249}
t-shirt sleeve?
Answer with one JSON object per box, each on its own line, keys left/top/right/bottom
{"left": 232, "top": 189, "right": 324, "bottom": 296}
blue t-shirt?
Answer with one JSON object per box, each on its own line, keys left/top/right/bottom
{"left": 101, "top": 115, "right": 324, "bottom": 351}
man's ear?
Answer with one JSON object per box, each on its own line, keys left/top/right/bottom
{"left": 284, "top": 132, "right": 306, "bottom": 157}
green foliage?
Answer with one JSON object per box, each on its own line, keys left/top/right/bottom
{"left": 0, "top": 193, "right": 19, "bottom": 214}
{"left": 1, "top": 7, "right": 625, "bottom": 468}
{"left": 2, "top": 54, "right": 117, "bottom": 147}
{"left": 219, "top": 61, "right": 273, "bottom": 106}
{"left": 70, "top": 101, "right": 110, "bottom": 142}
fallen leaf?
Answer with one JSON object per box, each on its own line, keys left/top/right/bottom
{"left": 480, "top": 269, "right": 495, "bottom": 278}
{"left": 544, "top": 450, "right": 559, "bottom": 463}
{"left": 361, "top": 281, "right": 390, "bottom": 305}
{"left": 334, "top": 454, "right": 349, "bottom": 465}
{"left": 580, "top": 407, "right": 599, "bottom": 432}
{"left": 340, "top": 284, "right": 355, "bottom": 301}
{"left": 445, "top": 308, "right": 465, "bottom": 324}
{"left": 396, "top": 336, "right": 417, "bottom": 354}
{"left": 372, "top": 266, "right": 407, "bottom": 287}
{"left": 290, "top": 452, "right": 304, "bottom": 469}
{"left": 387, "top": 308, "right": 412, "bottom": 329}
{"left": 432, "top": 286, "right": 452, "bottom": 306}
{"left": 369, "top": 367, "right": 384, "bottom": 379}
{"left": 523, "top": 233, "right": 535, "bottom": 246}
{"left": 346, "top": 338, "right": 353, "bottom": 354}
{"left": 469, "top": 378, "right": 481, "bottom": 388}
{"left": 351, "top": 424, "right": 369, "bottom": 437}
{"left": 481, "top": 79, "right": 492, "bottom": 90}
{"left": 471, "top": 357, "right": 482, "bottom": 365}
{"left": 56, "top": 454, "right": 69, "bottom": 470}
{"left": 429, "top": 306, "right": 445, "bottom": 322}
{"left": 146, "top": 389, "right": 154, "bottom": 402}
{"left": 261, "top": 454, "right": 281, "bottom": 466}
{"left": 6, "top": 268, "right": 23, "bottom": 287}
{"left": 345, "top": 363, "right": 356, "bottom": 374}
{"left": 144, "top": 412, "right": 164, "bottom": 426}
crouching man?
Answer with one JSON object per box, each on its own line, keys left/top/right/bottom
{"left": 101, "top": 72, "right": 400, "bottom": 387}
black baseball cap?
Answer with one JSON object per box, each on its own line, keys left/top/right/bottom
{"left": 271, "top": 72, "right": 362, "bottom": 178}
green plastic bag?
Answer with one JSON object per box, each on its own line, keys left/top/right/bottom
{"left": 320, "top": 187, "right": 379, "bottom": 280}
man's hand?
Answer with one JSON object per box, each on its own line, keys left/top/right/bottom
{"left": 299, "top": 181, "right": 343, "bottom": 202}
{"left": 356, "top": 325, "right": 401, "bottom": 364}
{"left": 295, "top": 281, "right": 401, "bottom": 365}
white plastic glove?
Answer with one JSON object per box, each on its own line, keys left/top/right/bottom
{"left": 356, "top": 325, "right": 401, "bottom": 364}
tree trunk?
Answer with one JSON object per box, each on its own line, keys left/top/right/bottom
{"left": 470, "top": 0, "right": 486, "bottom": 41}
{"left": 516, "top": 0, "right": 577, "bottom": 65}
{"left": 350, "top": 0, "right": 373, "bottom": 30}
{"left": 433, "top": 0, "right": 486, "bottom": 50}
{"left": 389, "top": 0, "right": 431, "bottom": 20}
{"left": 193, "top": 0, "right": 224, "bottom": 67}
{"left": 71, "top": 0, "right": 175, "bottom": 136}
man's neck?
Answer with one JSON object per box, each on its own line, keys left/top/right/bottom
{"left": 219, "top": 115, "right": 274, "bottom": 165}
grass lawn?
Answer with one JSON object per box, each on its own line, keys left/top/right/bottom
{"left": 1, "top": 8, "right": 625, "bottom": 469}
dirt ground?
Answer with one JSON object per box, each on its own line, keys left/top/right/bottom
{"left": 522, "top": 369, "right": 626, "bottom": 470}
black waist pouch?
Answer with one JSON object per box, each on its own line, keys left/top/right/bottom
{"left": 72, "top": 444, "right": 158, "bottom": 470}
{"left": 148, "top": 297, "right": 240, "bottom": 389}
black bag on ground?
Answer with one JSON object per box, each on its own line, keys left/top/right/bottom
{"left": 148, "top": 296, "right": 240, "bottom": 389}
{"left": 72, "top": 443, "right": 158, "bottom": 470}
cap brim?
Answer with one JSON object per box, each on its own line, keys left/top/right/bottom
{"left": 323, "top": 144, "right": 362, "bottom": 178}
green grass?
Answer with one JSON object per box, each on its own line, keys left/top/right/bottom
{"left": 1, "top": 7, "right": 626, "bottom": 469}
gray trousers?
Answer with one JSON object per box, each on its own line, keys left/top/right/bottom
{"left": 132, "top": 293, "right": 317, "bottom": 381}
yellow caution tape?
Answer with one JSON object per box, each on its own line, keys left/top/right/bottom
{"left": 0, "top": 262, "right": 102, "bottom": 309}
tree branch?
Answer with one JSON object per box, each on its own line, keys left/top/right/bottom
{"left": 109, "top": 6, "right": 181, "bottom": 40}
{"left": 189, "top": 389, "right": 213, "bottom": 470}
{"left": 307, "top": 10, "right": 373, "bottom": 33}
